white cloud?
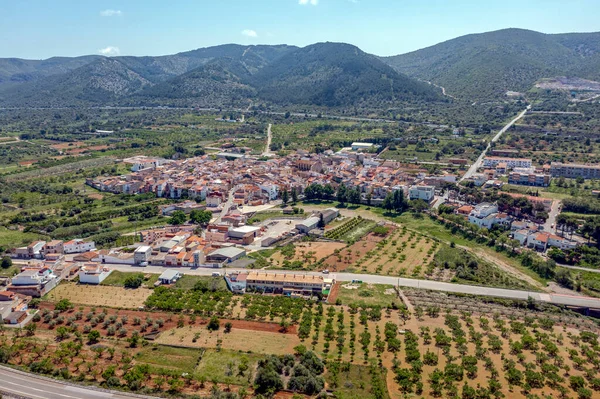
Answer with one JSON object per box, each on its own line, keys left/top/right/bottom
{"left": 241, "top": 29, "right": 258, "bottom": 38}
{"left": 100, "top": 9, "right": 122, "bottom": 17}
{"left": 299, "top": 0, "right": 319, "bottom": 5}
{"left": 98, "top": 46, "right": 120, "bottom": 56}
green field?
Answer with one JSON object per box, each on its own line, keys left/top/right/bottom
{"left": 336, "top": 283, "right": 400, "bottom": 308}
{"left": 135, "top": 345, "right": 202, "bottom": 373}
{"left": 195, "top": 349, "right": 263, "bottom": 385}
{"left": 174, "top": 275, "right": 228, "bottom": 291}
{"left": 101, "top": 271, "right": 159, "bottom": 287}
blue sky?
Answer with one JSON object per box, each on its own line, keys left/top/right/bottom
{"left": 1, "top": 0, "right": 599, "bottom": 59}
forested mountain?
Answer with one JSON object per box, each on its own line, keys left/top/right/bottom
{"left": 0, "top": 42, "right": 439, "bottom": 108}
{"left": 2, "top": 29, "right": 600, "bottom": 108}
{"left": 383, "top": 28, "right": 600, "bottom": 100}
{"left": 251, "top": 43, "right": 441, "bottom": 106}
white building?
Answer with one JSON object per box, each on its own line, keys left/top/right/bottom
{"left": 158, "top": 269, "right": 183, "bottom": 285}
{"left": 134, "top": 246, "right": 152, "bottom": 265}
{"left": 483, "top": 157, "right": 532, "bottom": 169}
{"left": 408, "top": 185, "right": 435, "bottom": 202}
{"left": 63, "top": 239, "right": 96, "bottom": 254}
{"left": 78, "top": 264, "right": 112, "bottom": 284}
{"left": 11, "top": 270, "right": 49, "bottom": 286}
{"left": 351, "top": 142, "right": 374, "bottom": 151}
{"left": 296, "top": 216, "right": 320, "bottom": 234}
{"left": 259, "top": 184, "right": 279, "bottom": 200}
{"left": 468, "top": 203, "right": 500, "bottom": 229}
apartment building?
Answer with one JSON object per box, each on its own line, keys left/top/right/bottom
{"left": 508, "top": 171, "right": 551, "bottom": 187}
{"left": 550, "top": 162, "right": 600, "bottom": 179}
{"left": 483, "top": 157, "right": 532, "bottom": 169}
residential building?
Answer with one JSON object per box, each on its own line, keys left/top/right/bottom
{"left": 509, "top": 171, "right": 551, "bottom": 187}
{"left": 550, "top": 162, "right": 600, "bottom": 179}
{"left": 63, "top": 239, "right": 95, "bottom": 254}
{"left": 409, "top": 185, "right": 435, "bottom": 202}
{"left": 483, "top": 157, "right": 532, "bottom": 169}
{"left": 78, "top": 264, "right": 112, "bottom": 284}
{"left": 43, "top": 240, "right": 64, "bottom": 256}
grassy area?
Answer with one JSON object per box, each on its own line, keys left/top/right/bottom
{"left": 0, "top": 227, "right": 47, "bottom": 250}
{"left": 336, "top": 283, "right": 400, "bottom": 308}
{"left": 326, "top": 364, "right": 389, "bottom": 399}
{"left": 101, "top": 271, "right": 158, "bottom": 287}
{"left": 174, "top": 275, "right": 228, "bottom": 291}
{"left": 135, "top": 345, "right": 202, "bottom": 374}
{"left": 195, "top": 349, "right": 263, "bottom": 385}
{"left": 338, "top": 219, "right": 377, "bottom": 243}
{"left": 247, "top": 210, "right": 284, "bottom": 224}
{"left": 0, "top": 265, "right": 19, "bottom": 278}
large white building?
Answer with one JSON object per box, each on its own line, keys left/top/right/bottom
{"left": 468, "top": 203, "right": 499, "bottom": 229}
{"left": 483, "top": 157, "right": 532, "bottom": 169}
{"left": 408, "top": 185, "right": 435, "bottom": 202}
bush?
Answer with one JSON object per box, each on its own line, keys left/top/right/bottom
{"left": 207, "top": 316, "right": 220, "bottom": 331}
{"left": 124, "top": 274, "right": 144, "bottom": 289}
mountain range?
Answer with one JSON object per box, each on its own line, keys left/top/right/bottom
{"left": 1, "top": 28, "right": 599, "bottom": 108}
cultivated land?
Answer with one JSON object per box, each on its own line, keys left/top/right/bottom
{"left": 7, "top": 285, "right": 599, "bottom": 399}
{"left": 45, "top": 282, "right": 153, "bottom": 308}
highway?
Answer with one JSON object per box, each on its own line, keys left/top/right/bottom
{"left": 0, "top": 366, "right": 148, "bottom": 399}
{"left": 105, "top": 263, "right": 600, "bottom": 309}
{"left": 460, "top": 105, "right": 531, "bottom": 182}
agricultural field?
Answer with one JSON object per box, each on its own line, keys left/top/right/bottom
{"left": 354, "top": 226, "right": 439, "bottom": 278}
{"left": 7, "top": 277, "right": 600, "bottom": 399}
{"left": 269, "top": 241, "right": 347, "bottom": 269}
{"left": 46, "top": 282, "right": 153, "bottom": 308}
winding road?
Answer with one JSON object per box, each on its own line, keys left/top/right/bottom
{"left": 460, "top": 105, "right": 531, "bottom": 182}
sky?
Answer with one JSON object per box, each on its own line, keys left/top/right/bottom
{"left": 1, "top": 0, "right": 599, "bottom": 59}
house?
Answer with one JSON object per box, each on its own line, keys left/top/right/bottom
{"left": 78, "top": 264, "right": 112, "bottom": 284}
{"left": 134, "top": 246, "right": 152, "bottom": 265}
{"left": 409, "top": 185, "right": 435, "bottom": 202}
{"left": 0, "top": 291, "right": 30, "bottom": 324}
{"left": 11, "top": 270, "right": 48, "bottom": 286}
{"left": 207, "top": 192, "right": 225, "bottom": 207}
{"left": 4, "top": 311, "right": 27, "bottom": 325}
{"left": 158, "top": 269, "right": 183, "bottom": 285}
{"left": 468, "top": 203, "right": 500, "bottom": 229}
{"left": 456, "top": 205, "right": 474, "bottom": 216}
{"left": 296, "top": 216, "right": 321, "bottom": 234}
{"left": 14, "top": 241, "right": 46, "bottom": 259}
{"left": 43, "top": 240, "right": 64, "bottom": 255}
{"left": 63, "top": 239, "right": 96, "bottom": 254}
{"left": 73, "top": 252, "right": 98, "bottom": 263}
{"left": 206, "top": 247, "right": 246, "bottom": 264}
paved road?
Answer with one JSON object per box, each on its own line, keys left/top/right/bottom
{"left": 542, "top": 200, "right": 561, "bottom": 233}
{"left": 0, "top": 366, "right": 146, "bottom": 399}
{"left": 460, "top": 105, "right": 531, "bottom": 182}
{"left": 104, "top": 263, "right": 600, "bottom": 309}
{"left": 215, "top": 185, "right": 239, "bottom": 224}
{"left": 262, "top": 123, "right": 273, "bottom": 156}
